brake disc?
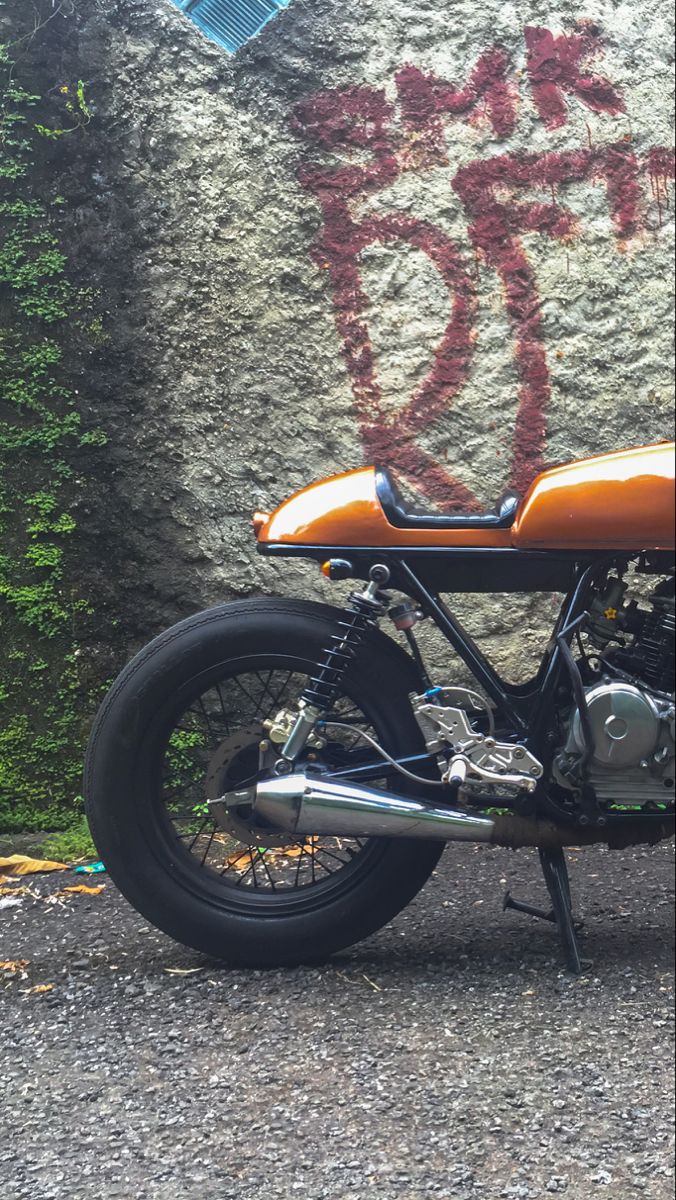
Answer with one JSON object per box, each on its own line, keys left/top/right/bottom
{"left": 205, "top": 723, "right": 294, "bottom": 848}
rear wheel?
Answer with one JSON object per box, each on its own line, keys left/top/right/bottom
{"left": 84, "top": 599, "right": 443, "bottom": 965}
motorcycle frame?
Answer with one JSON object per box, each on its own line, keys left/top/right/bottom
{"left": 258, "top": 541, "right": 675, "bottom": 814}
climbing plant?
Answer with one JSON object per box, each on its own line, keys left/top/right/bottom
{"left": 0, "top": 30, "right": 99, "bottom": 832}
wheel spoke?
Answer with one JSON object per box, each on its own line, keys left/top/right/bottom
{"left": 311, "top": 843, "right": 352, "bottom": 869}
{"left": 255, "top": 848, "right": 277, "bottom": 891}
{"left": 264, "top": 670, "right": 295, "bottom": 714}
{"left": 231, "top": 858, "right": 255, "bottom": 885}
{"left": 252, "top": 669, "right": 279, "bottom": 716}
{"left": 294, "top": 843, "right": 305, "bottom": 889}
{"left": 183, "top": 698, "right": 217, "bottom": 745}
{"left": 187, "top": 818, "right": 210, "bottom": 852}
{"left": 214, "top": 683, "right": 232, "bottom": 735}
{"left": 307, "top": 851, "right": 333, "bottom": 877}
{"left": 230, "top": 674, "right": 262, "bottom": 715}
{"left": 199, "top": 826, "right": 218, "bottom": 866}
{"left": 161, "top": 666, "right": 378, "bottom": 893}
{"left": 249, "top": 850, "right": 261, "bottom": 889}
{"left": 163, "top": 772, "right": 204, "bottom": 796}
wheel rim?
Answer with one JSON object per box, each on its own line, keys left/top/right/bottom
{"left": 147, "top": 654, "right": 394, "bottom": 910}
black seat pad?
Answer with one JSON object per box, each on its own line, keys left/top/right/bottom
{"left": 375, "top": 467, "right": 520, "bottom": 531}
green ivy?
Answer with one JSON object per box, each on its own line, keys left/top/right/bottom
{"left": 0, "top": 37, "right": 100, "bottom": 832}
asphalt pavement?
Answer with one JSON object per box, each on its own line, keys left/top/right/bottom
{"left": 1, "top": 840, "right": 673, "bottom": 1200}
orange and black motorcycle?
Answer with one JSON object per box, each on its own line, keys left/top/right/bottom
{"left": 85, "top": 442, "right": 675, "bottom": 972}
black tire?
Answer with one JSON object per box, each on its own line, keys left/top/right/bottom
{"left": 84, "top": 599, "right": 443, "bottom": 966}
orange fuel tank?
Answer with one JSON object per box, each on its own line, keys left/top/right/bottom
{"left": 511, "top": 442, "right": 675, "bottom": 551}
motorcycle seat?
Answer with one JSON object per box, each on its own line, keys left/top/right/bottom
{"left": 375, "top": 467, "right": 521, "bottom": 530}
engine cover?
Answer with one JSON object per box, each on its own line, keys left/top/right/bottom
{"left": 559, "top": 680, "right": 676, "bottom": 807}
{"left": 572, "top": 682, "right": 662, "bottom": 769}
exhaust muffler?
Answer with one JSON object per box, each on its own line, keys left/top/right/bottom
{"left": 216, "top": 772, "right": 495, "bottom": 843}
{"left": 210, "top": 772, "right": 674, "bottom": 849}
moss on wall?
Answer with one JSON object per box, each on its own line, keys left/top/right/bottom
{"left": 0, "top": 13, "right": 100, "bottom": 831}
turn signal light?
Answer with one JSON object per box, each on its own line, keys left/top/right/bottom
{"left": 252, "top": 512, "right": 270, "bottom": 538}
{"left": 321, "top": 559, "right": 354, "bottom": 581}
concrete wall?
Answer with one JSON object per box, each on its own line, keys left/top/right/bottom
{"left": 63, "top": 0, "right": 674, "bottom": 676}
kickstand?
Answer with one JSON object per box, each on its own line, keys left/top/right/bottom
{"left": 503, "top": 848, "right": 583, "bottom": 974}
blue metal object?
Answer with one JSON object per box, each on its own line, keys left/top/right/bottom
{"left": 173, "top": 0, "right": 292, "bottom": 52}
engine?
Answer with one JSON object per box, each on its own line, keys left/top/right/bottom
{"left": 555, "top": 571, "right": 675, "bottom": 808}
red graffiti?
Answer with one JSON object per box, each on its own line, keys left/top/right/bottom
{"left": 646, "top": 146, "right": 676, "bottom": 227}
{"left": 294, "top": 86, "right": 398, "bottom": 198}
{"left": 396, "top": 50, "right": 518, "bottom": 167}
{"left": 293, "top": 25, "right": 674, "bottom": 509}
{"left": 453, "top": 145, "right": 644, "bottom": 490}
{"left": 294, "top": 87, "right": 479, "bottom": 509}
{"left": 525, "top": 23, "right": 626, "bottom": 131}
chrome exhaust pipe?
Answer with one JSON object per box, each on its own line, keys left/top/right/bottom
{"left": 211, "top": 772, "right": 674, "bottom": 851}
{"left": 247, "top": 772, "right": 495, "bottom": 843}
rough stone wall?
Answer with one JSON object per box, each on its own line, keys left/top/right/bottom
{"left": 57, "top": 0, "right": 675, "bottom": 677}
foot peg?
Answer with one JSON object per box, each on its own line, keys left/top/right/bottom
{"left": 503, "top": 848, "right": 584, "bottom": 974}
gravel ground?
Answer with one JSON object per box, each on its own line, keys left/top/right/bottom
{"left": 1, "top": 841, "right": 673, "bottom": 1200}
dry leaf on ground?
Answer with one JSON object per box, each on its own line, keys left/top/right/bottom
{"left": 270, "top": 843, "right": 318, "bottom": 860}
{"left": 163, "top": 967, "right": 205, "bottom": 976}
{"left": 226, "top": 843, "right": 319, "bottom": 872}
{"left": 0, "top": 854, "right": 68, "bottom": 876}
{"left": 0, "top": 960, "right": 30, "bottom": 973}
{"left": 59, "top": 885, "right": 105, "bottom": 896}
{"left": 226, "top": 849, "right": 255, "bottom": 869}
{"left": 24, "top": 983, "right": 55, "bottom": 995}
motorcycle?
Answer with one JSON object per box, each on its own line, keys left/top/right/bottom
{"left": 85, "top": 441, "right": 675, "bottom": 973}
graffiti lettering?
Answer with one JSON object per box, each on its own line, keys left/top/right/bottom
{"left": 524, "top": 23, "right": 626, "bottom": 131}
{"left": 294, "top": 87, "right": 479, "bottom": 509}
{"left": 395, "top": 50, "right": 518, "bottom": 166}
{"left": 453, "top": 145, "right": 644, "bottom": 491}
{"left": 293, "top": 24, "right": 674, "bottom": 508}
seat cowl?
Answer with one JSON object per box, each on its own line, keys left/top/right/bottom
{"left": 375, "top": 468, "right": 521, "bottom": 531}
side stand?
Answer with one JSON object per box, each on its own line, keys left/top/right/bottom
{"left": 503, "top": 848, "right": 583, "bottom": 974}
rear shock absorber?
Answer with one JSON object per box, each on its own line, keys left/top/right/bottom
{"left": 279, "top": 565, "right": 391, "bottom": 765}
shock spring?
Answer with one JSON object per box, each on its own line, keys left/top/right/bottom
{"left": 301, "top": 565, "right": 391, "bottom": 711}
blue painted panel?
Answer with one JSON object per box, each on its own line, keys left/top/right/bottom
{"left": 173, "top": 0, "right": 292, "bottom": 52}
